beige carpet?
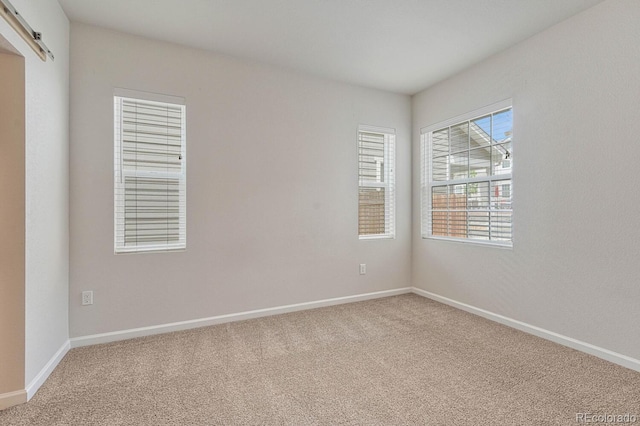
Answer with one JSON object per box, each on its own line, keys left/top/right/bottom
{"left": 1, "top": 294, "right": 639, "bottom": 425}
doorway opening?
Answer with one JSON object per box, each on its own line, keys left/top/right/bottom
{"left": 0, "top": 35, "right": 26, "bottom": 408}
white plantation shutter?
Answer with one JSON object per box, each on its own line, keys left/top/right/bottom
{"left": 421, "top": 101, "right": 512, "bottom": 246}
{"left": 114, "top": 95, "right": 186, "bottom": 253}
{"left": 358, "top": 126, "right": 395, "bottom": 239}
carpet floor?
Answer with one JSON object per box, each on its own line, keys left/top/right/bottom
{"left": 1, "top": 294, "right": 639, "bottom": 425}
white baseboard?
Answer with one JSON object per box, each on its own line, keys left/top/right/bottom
{"left": 26, "top": 340, "right": 70, "bottom": 400}
{"left": 71, "top": 287, "right": 413, "bottom": 348}
{"left": 0, "top": 390, "right": 27, "bottom": 411}
{"left": 411, "top": 287, "right": 640, "bottom": 373}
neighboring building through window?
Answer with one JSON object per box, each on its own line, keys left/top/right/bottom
{"left": 358, "top": 126, "right": 395, "bottom": 239}
{"left": 114, "top": 90, "right": 186, "bottom": 253}
{"left": 421, "top": 101, "right": 512, "bottom": 246}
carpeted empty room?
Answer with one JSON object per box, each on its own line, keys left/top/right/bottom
{"left": 1, "top": 294, "right": 639, "bottom": 425}
{"left": 3, "top": 0, "right": 640, "bottom": 424}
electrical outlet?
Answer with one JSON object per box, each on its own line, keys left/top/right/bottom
{"left": 82, "top": 291, "right": 93, "bottom": 306}
{"left": 359, "top": 264, "right": 366, "bottom": 275}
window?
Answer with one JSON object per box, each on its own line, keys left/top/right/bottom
{"left": 114, "top": 91, "right": 186, "bottom": 253}
{"left": 358, "top": 125, "right": 395, "bottom": 239}
{"left": 421, "top": 101, "right": 512, "bottom": 246}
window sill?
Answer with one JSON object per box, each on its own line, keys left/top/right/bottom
{"left": 422, "top": 235, "right": 512, "bottom": 249}
{"left": 359, "top": 235, "right": 395, "bottom": 241}
{"left": 115, "top": 246, "right": 186, "bottom": 255}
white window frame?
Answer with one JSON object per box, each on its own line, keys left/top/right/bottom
{"left": 114, "top": 89, "right": 187, "bottom": 254}
{"left": 358, "top": 125, "right": 396, "bottom": 240}
{"left": 420, "top": 99, "right": 513, "bottom": 247}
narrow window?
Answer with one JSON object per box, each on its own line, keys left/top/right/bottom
{"left": 114, "top": 93, "right": 186, "bottom": 253}
{"left": 421, "top": 101, "right": 512, "bottom": 246}
{"left": 358, "top": 126, "right": 395, "bottom": 239}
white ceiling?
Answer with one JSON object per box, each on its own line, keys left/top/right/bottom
{"left": 58, "top": 0, "right": 602, "bottom": 95}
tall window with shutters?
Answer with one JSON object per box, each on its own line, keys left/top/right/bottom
{"left": 358, "top": 126, "right": 395, "bottom": 239}
{"left": 421, "top": 101, "right": 512, "bottom": 246}
{"left": 114, "top": 94, "right": 186, "bottom": 253}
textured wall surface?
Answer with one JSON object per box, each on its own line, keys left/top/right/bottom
{"left": 69, "top": 24, "right": 411, "bottom": 337}
{"left": 412, "top": 0, "right": 640, "bottom": 359}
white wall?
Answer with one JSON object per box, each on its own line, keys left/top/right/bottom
{"left": 0, "top": 0, "right": 70, "bottom": 387}
{"left": 412, "top": 0, "right": 640, "bottom": 360}
{"left": 69, "top": 24, "right": 411, "bottom": 338}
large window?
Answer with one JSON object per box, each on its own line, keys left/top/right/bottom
{"left": 358, "top": 126, "right": 395, "bottom": 239}
{"left": 421, "top": 101, "right": 512, "bottom": 246}
{"left": 114, "top": 92, "right": 186, "bottom": 253}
